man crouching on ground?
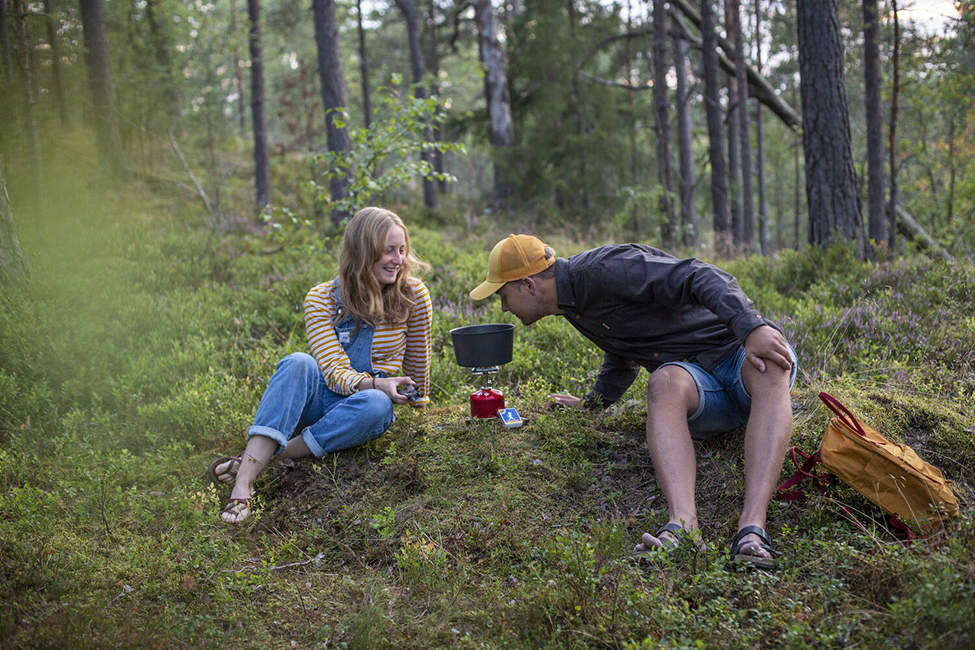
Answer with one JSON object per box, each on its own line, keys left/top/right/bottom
{"left": 469, "top": 235, "right": 797, "bottom": 569}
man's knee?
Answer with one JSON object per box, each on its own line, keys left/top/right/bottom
{"left": 741, "top": 359, "right": 791, "bottom": 396}
{"left": 647, "top": 366, "right": 698, "bottom": 414}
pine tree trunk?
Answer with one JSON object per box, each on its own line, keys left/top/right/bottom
{"left": 731, "top": 0, "right": 754, "bottom": 252}
{"left": 887, "top": 0, "right": 899, "bottom": 251}
{"left": 753, "top": 0, "right": 768, "bottom": 254}
{"left": 246, "top": 0, "right": 270, "bottom": 214}
{"left": 863, "top": 0, "right": 886, "bottom": 250}
{"left": 724, "top": 1, "right": 742, "bottom": 250}
{"left": 701, "top": 0, "right": 731, "bottom": 256}
{"left": 473, "top": 0, "right": 516, "bottom": 205}
{"left": 797, "top": 0, "right": 865, "bottom": 256}
{"left": 0, "top": 158, "right": 29, "bottom": 283}
{"left": 673, "top": 32, "right": 697, "bottom": 248}
{"left": 79, "top": 0, "right": 125, "bottom": 177}
{"left": 43, "top": 0, "right": 68, "bottom": 127}
{"left": 356, "top": 0, "right": 371, "bottom": 128}
{"left": 395, "top": 0, "right": 437, "bottom": 209}
{"left": 12, "top": 0, "right": 41, "bottom": 200}
{"left": 1, "top": 0, "right": 11, "bottom": 84}
{"left": 313, "top": 0, "right": 353, "bottom": 222}
{"left": 652, "top": 0, "right": 676, "bottom": 248}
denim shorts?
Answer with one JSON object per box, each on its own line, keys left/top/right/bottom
{"left": 659, "top": 344, "right": 798, "bottom": 440}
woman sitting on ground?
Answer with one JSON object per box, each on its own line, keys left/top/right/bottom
{"left": 209, "top": 206, "right": 432, "bottom": 523}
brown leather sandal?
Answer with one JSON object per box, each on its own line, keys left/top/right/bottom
{"left": 221, "top": 498, "right": 251, "bottom": 524}
{"left": 208, "top": 453, "right": 242, "bottom": 486}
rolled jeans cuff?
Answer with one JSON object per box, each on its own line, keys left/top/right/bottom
{"left": 301, "top": 427, "right": 326, "bottom": 458}
{"left": 246, "top": 425, "right": 290, "bottom": 456}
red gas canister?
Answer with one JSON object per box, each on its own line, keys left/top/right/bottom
{"left": 470, "top": 387, "right": 505, "bottom": 418}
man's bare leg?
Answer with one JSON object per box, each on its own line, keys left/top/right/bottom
{"left": 635, "top": 366, "right": 701, "bottom": 551}
{"left": 735, "top": 361, "right": 793, "bottom": 558}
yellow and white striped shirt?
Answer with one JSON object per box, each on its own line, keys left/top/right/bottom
{"left": 304, "top": 277, "right": 432, "bottom": 405}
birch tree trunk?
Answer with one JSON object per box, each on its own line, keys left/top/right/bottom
{"left": 0, "top": 159, "right": 29, "bottom": 283}
{"left": 473, "top": 0, "right": 516, "bottom": 204}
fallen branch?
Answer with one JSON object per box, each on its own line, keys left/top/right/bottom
{"left": 168, "top": 126, "right": 216, "bottom": 220}
{"left": 895, "top": 205, "right": 954, "bottom": 263}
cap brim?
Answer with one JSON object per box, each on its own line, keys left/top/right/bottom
{"left": 469, "top": 280, "right": 505, "bottom": 301}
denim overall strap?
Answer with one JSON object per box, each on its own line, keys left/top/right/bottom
{"left": 332, "top": 279, "right": 376, "bottom": 375}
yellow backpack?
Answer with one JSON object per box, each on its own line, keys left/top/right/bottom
{"left": 778, "top": 392, "right": 959, "bottom": 534}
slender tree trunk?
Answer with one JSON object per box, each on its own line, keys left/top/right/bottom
{"left": 652, "top": 0, "right": 676, "bottom": 248}
{"left": 230, "top": 0, "right": 246, "bottom": 134}
{"left": 246, "top": 0, "right": 270, "bottom": 213}
{"left": 701, "top": 0, "right": 731, "bottom": 256}
{"left": 424, "top": 0, "right": 446, "bottom": 193}
{"left": 473, "top": 0, "right": 516, "bottom": 205}
{"left": 731, "top": 0, "right": 753, "bottom": 252}
{"left": 946, "top": 116, "right": 955, "bottom": 225}
{"left": 1, "top": 0, "right": 11, "bottom": 84}
{"left": 0, "top": 158, "right": 29, "bottom": 283}
{"left": 145, "top": 0, "right": 179, "bottom": 124}
{"left": 43, "top": 0, "right": 68, "bottom": 127}
{"left": 395, "top": 0, "right": 436, "bottom": 209}
{"left": 724, "top": 1, "right": 742, "bottom": 250}
{"left": 886, "top": 0, "right": 899, "bottom": 251}
{"left": 863, "top": 0, "right": 885, "bottom": 250}
{"left": 566, "top": 0, "right": 589, "bottom": 212}
{"left": 12, "top": 0, "right": 41, "bottom": 200}
{"left": 753, "top": 0, "right": 768, "bottom": 253}
{"left": 797, "top": 0, "right": 865, "bottom": 256}
{"left": 673, "top": 32, "right": 697, "bottom": 247}
{"left": 313, "top": 0, "right": 353, "bottom": 222}
{"left": 356, "top": 0, "right": 371, "bottom": 128}
{"left": 792, "top": 84, "right": 800, "bottom": 250}
{"left": 80, "top": 0, "right": 125, "bottom": 177}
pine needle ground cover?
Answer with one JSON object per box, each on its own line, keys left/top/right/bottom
{"left": 1, "top": 176, "right": 973, "bottom": 648}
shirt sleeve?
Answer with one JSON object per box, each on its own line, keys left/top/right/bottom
{"left": 304, "top": 282, "right": 372, "bottom": 395}
{"left": 401, "top": 279, "right": 433, "bottom": 406}
{"left": 585, "top": 350, "right": 641, "bottom": 409}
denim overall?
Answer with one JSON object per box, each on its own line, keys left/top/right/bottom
{"left": 246, "top": 280, "right": 395, "bottom": 457}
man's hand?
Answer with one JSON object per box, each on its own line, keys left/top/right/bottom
{"left": 744, "top": 325, "right": 793, "bottom": 373}
{"left": 547, "top": 393, "right": 582, "bottom": 409}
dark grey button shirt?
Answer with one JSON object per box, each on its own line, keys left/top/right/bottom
{"left": 554, "top": 244, "right": 776, "bottom": 408}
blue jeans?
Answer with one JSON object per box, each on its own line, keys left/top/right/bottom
{"left": 659, "top": 343, "right": 798, "bottom": 440}
{"left": 247, "top": 352, "right": 395, "bottom": 457}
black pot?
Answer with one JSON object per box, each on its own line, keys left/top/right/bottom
{"left": 449, "top": 323, "right": 514, "bottom": 367}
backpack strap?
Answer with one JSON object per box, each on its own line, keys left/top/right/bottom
{"left": 819, "top": 391, "right": 867, "bottom": 437}
{"left": 776, "top": 446, "right": 834, "bottom": 502}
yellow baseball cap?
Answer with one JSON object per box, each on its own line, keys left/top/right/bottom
{"left": 469, "top": 234, "right": 554, "bottom": 300}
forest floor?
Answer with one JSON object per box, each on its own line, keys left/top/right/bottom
{"left": 1, "top": 157, "right": 974, "bottom": 648}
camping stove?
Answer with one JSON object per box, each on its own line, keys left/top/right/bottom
{"left": 469, "top": 366, "right": 505, "bottom": 418}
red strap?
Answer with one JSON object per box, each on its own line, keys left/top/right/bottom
{"left": 776, "top": 447, "right": 833, "bottom": 502}
{"left": 819, "top": 391, "right": 867, "bottom": 437}
{"left": 888, "top": 514, "right": 917, "bottom": 544}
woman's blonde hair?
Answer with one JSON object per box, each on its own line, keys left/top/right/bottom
{"left": 337, "top": 207, "right": 429, "bottom": 326}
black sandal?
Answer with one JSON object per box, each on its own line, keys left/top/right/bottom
{"left": 729, "top": 525, "right": 778, "bottom": 570}
{"left": 634, "top": 522, "right": 706, "bottom": 557}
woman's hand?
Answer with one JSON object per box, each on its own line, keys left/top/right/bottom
{"left": 373, "top": 376, "right": 418, "bottom": 404}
